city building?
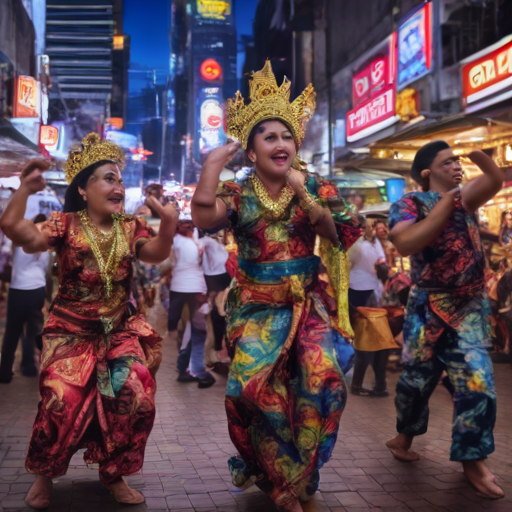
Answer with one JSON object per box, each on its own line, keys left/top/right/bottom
{"left": 168, "top": 0, "right": 237, "bottom": 184}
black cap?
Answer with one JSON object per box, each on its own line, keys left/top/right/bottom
{"left": 411, "top": 140, "right": 451, "bottom": 184}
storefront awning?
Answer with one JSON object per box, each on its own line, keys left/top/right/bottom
{"left": 0, "top": 118, "right": 40, "bottom": 176}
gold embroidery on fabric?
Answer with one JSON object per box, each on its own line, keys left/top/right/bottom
{"left": 319, "top": 237, "right": 353, "bottom": 337}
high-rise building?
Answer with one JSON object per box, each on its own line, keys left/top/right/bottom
{"left": 45, "top": 0, "right": 116, "bottom": 138}
{"left": 167, "top": 0, "right": 237, "bottom": 184}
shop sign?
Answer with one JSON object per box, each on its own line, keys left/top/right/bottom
{"left": 197, "top": 0, "right": 231, "bottom": 20}
{"left": 462, "top": 38, "right": 512, "bottom": 104}
{"left": 200, "top": 59, "right": 222, "bottom": 81}
{"left": 396, "top": 88, "right": 419, "bottom": 121}
{"left": 40, "top": 125, "right": 59, "bottom": 148}
{"left": 108, "top": 117, "right": 124, "bottom": 130}
{"left": 397, "top": 2, "right": 433, "bottom": 89}
{"left": 346, "top": 86, "right": 398, "bottom": 142}
{"left": 13, "top": 76, "right": 40, "bottom": 118}
{"left": 352, "top": 57, "right": 388, "bottom": 107}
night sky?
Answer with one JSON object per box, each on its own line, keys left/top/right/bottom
{"left": 123, "top": 0, "right": 258, "bottom": 94}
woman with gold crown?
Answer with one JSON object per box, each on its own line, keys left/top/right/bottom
{"left": 0, "top": 134, "right": 178, "bottom": 508}
{"left": 192, "top": 61, "right": 362, "bottom": 511}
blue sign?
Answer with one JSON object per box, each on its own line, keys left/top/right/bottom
{"left": 397, "top": 3, "right": 432, "bottom": 89}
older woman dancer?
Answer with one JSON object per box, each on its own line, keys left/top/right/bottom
{"left": 0, "top": 134, "right": 178, "bottom": 508}
{"left": 192, "top": 61, "right": 361, "bottom": 511}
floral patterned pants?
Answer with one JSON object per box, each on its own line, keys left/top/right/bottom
{"left": 395, "top": 327, "right": 496, "bottom": 461}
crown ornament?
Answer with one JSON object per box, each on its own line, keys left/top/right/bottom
{"left": 64, "top": 133, "right": 126, "bottom": 184}
{"left": 226, "top": 60, "right": 316, "bottom": 150}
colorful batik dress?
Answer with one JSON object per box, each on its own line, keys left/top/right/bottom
{"left": 389, "top": 190, "right": 496, "bottom": 461}
{"left": 26, "top": 212, "right": 162, "bottom": 484}
{"left": 217, "top": 172, "right": 360, "bottom": 508}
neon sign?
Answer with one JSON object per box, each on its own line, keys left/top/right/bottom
{"left": 397, "top": 2, "right": 432, "bottom": 89}
{"left": 462, "top": 37, "right": 512, "bottom": 104}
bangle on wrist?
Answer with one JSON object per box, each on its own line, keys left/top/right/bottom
{"left": 299, "top": 188, "right": 318, "bottom": 214}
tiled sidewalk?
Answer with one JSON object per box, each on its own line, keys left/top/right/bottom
{"left": 0, "top": 305, "right": 511, "bottom": 511}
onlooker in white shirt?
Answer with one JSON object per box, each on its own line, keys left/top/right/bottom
{"left": 0, "top": 214, "right": 50, "bottom": 383}
{"left": 168, "top": 220, "right": 214, "bottom": 389}
{"left": 199, "top": 233, "right": 231, "bottom": 352}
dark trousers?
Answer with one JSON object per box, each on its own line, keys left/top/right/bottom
{"left": 351, "top": 348, "right": 391, "bottom": 393}
{"left": 168, "top": 291, "right": 208, "bottom": 379}
{"left": 0, "top": 287, "right": 45, "bottom": 377}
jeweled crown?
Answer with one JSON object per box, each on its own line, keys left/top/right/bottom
{"left": 226, "top": 60, "right": 316, "bottom": 149}
{"left": 65, "top": 133, "right": 126, "bottom": 184}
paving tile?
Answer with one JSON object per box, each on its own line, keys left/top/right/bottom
{"left": 1, "top": 306, "right": 512, "bottom": 511}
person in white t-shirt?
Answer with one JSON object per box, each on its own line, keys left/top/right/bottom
{"left": 0, "top": 214, "right": 50, "bottom": 383}
{"left": 348, "top": 218, "right": 390, "bottom": 397}
{"left": 199, "top": 233, "right": 231, "bottom": 352}
{"left": 168, "top": 220, "right": 214, "bottom": 388}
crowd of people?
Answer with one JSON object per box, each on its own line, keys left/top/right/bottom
{"left": 0, "top": 60, "right": 507, "bottom": 511}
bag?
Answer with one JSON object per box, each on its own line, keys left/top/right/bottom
{"left": 353, "top": 307, "right": 399, "bottom": 351}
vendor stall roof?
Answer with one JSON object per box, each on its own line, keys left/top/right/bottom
{"left": 372, "top": 115, "right": 512, "bottom": 147}
{"left": 332, "top": 168, "right": 404, "bottom": 189}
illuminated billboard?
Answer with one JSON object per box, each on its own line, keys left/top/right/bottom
{"left": 397, "top": 2, "right": 433, "bottom": 89}
{"left": 196, "top": 87, "right": 226, "bottom": 159}
{"left": 196, "top": 0, "right": 231, "bottom": 20}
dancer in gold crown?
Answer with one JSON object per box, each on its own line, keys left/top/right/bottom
{"left": 0, "top": 134, "right": 178, "bottom": 509}
{"left": 192, "top": 61, "right": 362, "bottom": 511}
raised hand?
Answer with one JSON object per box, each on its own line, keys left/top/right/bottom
{"left": 20, "top": 158, "right": 51, "bottom": 195}
{"left": 285, "top": 168, "right": 306, "bottom": 194}
{"left": 202, "top": 141, "right": 240, "bottom": 175}
{"left": 145, "top": 196, "right": 179, "bottom": 223}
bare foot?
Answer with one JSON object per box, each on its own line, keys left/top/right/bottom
{"left": 106, "top": 478, "right": 145, "bottom": 504}
{"left": 278, "top": 498, "right": 302, "bottom": 511}
{"left": 463, "top": 460, "right": 504, "bottom": 499}
{"left": 25, "top": 475, "right": 53, "bottom": 509}
{"left": 386, "top": 434, "right": 420, "bottom": 462}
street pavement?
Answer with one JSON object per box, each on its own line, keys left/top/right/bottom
{"left": 0, "top": 304, "right": 511, "bottom": 512}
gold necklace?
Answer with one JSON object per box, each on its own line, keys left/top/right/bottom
{"left": 79, "top": 210, "right": 128, "bottom": 297}
{"left": 250, "top": 173, "right": 295, "bottom": 219}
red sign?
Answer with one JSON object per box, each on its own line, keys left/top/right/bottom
{"left": 352, "top": 57, "right": 389, "bottom": 107}
{"left": 14, "top": 76, "right": 39, "bottom": 118}
{"left": 200, "top": 59, "right": 222, "bottom": 81}
{"left": 40, "top": 125, "right": 59, "bottom": 147}
{"left": 346, "top": 86, "right": 396, "bottom": 142}
{"left": 463, "top": 38, "right": 512, "bottom": 104}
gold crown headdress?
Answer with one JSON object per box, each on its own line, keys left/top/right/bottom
{"left": 226, "top": 60, "right": 316, "bottom": 149}
{"left": 65, "top": 133, "right": 126, "bottom": 184}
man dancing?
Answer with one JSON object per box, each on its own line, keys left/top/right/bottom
{"left": 386, "top": 141, "right": 504, "bottom": 499}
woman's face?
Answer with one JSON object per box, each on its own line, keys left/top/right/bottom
{"left": 79, "top": 163, "right": 125, "bottom": 217}
{"left": 375, "top": 222, "right": 388, "bottom": 240}
{"left": 505, "top": 214, "right": 512, "bottom": 229}
{"left": 247, "top": 120, "right": 297, "bottom": 178}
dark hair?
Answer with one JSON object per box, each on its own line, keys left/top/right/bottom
{"left": 33, "top": 213, "right": 47, "bottom": 224}
{"left": 63, "top": 160, "right": 113, "bottom": 213}
{"left": 246, "top": 118, "right": 295, "bottom": 154}
{"left": 411, "top": 140, "right": 451, "bottom": 188}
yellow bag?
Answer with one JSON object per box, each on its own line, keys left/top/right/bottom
{"left": 353, "top": 307, "right": 399, "bottom": 351}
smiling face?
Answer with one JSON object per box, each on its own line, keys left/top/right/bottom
{"left": 78, "top": 163, "right": 125, "bottom": 217}
{"left": 375, "top": 221, "right": 388, "bottom": 241}
{"left": 426, "top": 148, "right": 463, "bottom": 192}
{"left": 246, "top": 120, "right": 297, "bottom": 179}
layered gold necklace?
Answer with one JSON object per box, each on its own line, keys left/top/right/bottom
{"left": 250, "top": 172, "right": 295, "bottom": 220}
{"left": 79, "top": 210, "right": 129, "bottom": 298}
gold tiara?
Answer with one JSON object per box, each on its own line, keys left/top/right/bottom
{"left": 64, "top": 133, "right": 125, "bottom": 184}
{"left": 226, "top": 60, "right": 316, "bottom": 150}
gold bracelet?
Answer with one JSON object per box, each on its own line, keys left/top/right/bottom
{"left": 299, "top": 188, "right": 318, "bottom": 214}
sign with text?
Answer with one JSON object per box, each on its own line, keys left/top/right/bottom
{"left": 40, "top": 125, "right": 59, "bottom": 147}
{"left": 352, "top": 57, "right": 389, "bottom": 107}
{"left": 346, "top": 86, "right": 397, "bottom": 142}
{"left": 462, "top": 37, "right": 512, "bottom": 104}
{"left": 397, "top": 2, "right": 432, "bottom": 89}
{"left": 14, "top": 76, "right": 40, "bottom": 118}
{"left": 196, "top": 0, "right": 231, "bottom": 20}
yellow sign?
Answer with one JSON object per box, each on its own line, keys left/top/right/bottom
{"left": 396, "top": 88, "right": 419, "bottom": 122}
{"left": 197, "top": 0, "right": 231, "bottom": 20}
